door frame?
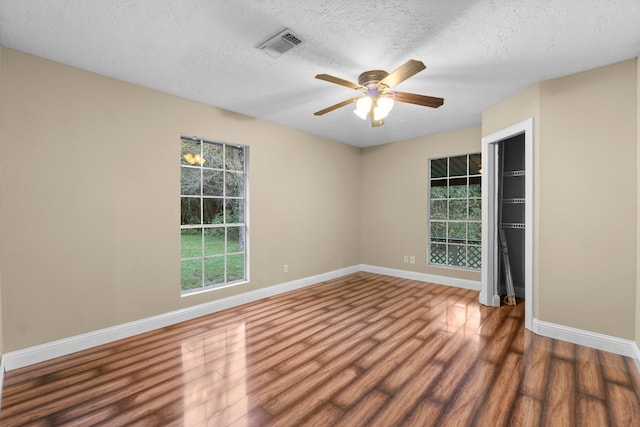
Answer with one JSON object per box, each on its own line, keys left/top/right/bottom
{"left": 480, "top": 118, "right": 534, "bottom": 331}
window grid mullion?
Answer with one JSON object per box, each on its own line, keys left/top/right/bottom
{"left": 200, "top": 139, "right": 205, "bottom": 286}
{"left": 222, "top": 144, "right": 227, "bottom": 283}
{"left": 428, "top": 153, "right": 481, "bottom": 270}
{"left": 180, "top": 137, "right": 247, "bottom": 294}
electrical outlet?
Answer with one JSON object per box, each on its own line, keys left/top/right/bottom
{"left": 403, "top": 256, "right": 409, "bottom": 263}
{"left": 410, "top": 256, "right": 415, "bottom": 264}
{"left": 283, "top": 264, "right": 288, "bottom": 273}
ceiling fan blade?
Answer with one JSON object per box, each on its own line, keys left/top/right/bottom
{"left": 379, "top": 59, "right": 426, "bottom": 89}
{"left": 315, "top": 74, "right": 362, "bottom": 90}
{"left": 314, "top": 98, "right": 358, "bottom": 116}
{"left": 392, "top": 91, "right": 444, "bottom": 108}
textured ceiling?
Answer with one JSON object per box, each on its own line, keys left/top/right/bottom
{"left": 1, "top": 0, "right": 639, "bottom": 147}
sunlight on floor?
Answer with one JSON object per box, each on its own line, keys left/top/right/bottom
{"left": 181, "top": 322, "right": 248, "bottom": 426}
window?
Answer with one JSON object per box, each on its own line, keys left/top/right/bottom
{"left": 428, "top": 153, "right": 481, "bottom": 270}
{"left": 180, "top": 136, "right": 248, "bottom": 294}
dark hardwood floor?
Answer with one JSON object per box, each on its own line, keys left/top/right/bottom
{"left": 2, "top": 272, "right": 640, "bottom": 426}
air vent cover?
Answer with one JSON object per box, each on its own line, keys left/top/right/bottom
{"left": 256, "top": 28, "right": 303, "bottom": 58}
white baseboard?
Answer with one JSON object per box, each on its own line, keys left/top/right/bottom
{"left": 479, "top": 291, "right": 501, "bottom": 307}
{"left": 0, "top": 354, "right": 5, "bottom": 407}
{"left": 4, "top": 264, "right": 638, "bottom": 376}
{"left": 533, "top": 318, "right": 638, "bottom": 359}
{"left": 634, "top": 343, "right": 640, "bottom": 373}
{"left": 3, "top": 265, "right": 360, "bottom": 371}
{"left": 360, "top": 264, "right": 481, "bottom": 291}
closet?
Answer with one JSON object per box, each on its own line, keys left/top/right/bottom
{"left": 497, "top": 134, "right": 526, "bottom": 299}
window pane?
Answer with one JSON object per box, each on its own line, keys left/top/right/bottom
{"left": 181, "top": 140, "right": 201, "bottom": 166}
{"left": 448, "top": 222, "right": 466, "bottom": 241}
{"left": 431, "top": 158, "right": 447, "bottom": 178}
{"left": 181, "top": 168, "right": 200, "bottom": 195}
{"left": 430, "top": 243, "right": 446, "bottom": 265}
{"left": 181, "top": 229, "right": 202, "bottom": 258}
{"left": 430, "top": 200, "right": 447, "bottom": 220}
{"left": 204, "top": 257, "right": 225, "bottom": 285}
{"left": 468, "top": 222, "right": 482, "bottom": 242}
{"left": 203, "top": 198, "right": 224, "bottom": 224}
{"left": 469, "top": 176, "right": 481, "bottom": 197}
{"left": 226, "top": 146, "right": 244, "bottom": 171}
{"left": 430, "top": 179, "right": 447, "bottom": 199}
{"left": 468, "top": 245, "right": 482, "bottom": 269}
{"left": 449, "top": 178, "right": 467, "bottom": 198}
{"left": 203, "top": 170, "right": 223, "bottom": 196}
{"left": 181, "top": 198, "right": 201, "bottom": 225}
{"left": 447, "top": 244, "right": 466, "bottom": 266}
{"left": 204, "top": 228, "right": 224, "bottom": 256}
{"left": 226, "top": 172, "right": 244, "bottom": 197}
{"left": 430, "top": 222, "right": 446, "bottom": 241}
{"left": 227, "top": 254, "right": 245, "bottom": 282}
{"left": 227, "top": 227, "right": 244, "bottom": 253}
{"left": 449, "top": 156, "right": 467, "bottom": 176}
{"left": 181, "top": 259, "right": 202, "bottom": 291}
{"left": 469, "top": 198, "right": 481, "bottom": 220}
{"left": 449, "top": 200, "right": 467, "bottom": 220}
{"left": 469, "top": 154, "right": 481, "bottom": 175}
{"left": 203, "top": 142, "right": 223, "bottom": 169}
{"left": 226, "top": 199, "right": 244, "bottom": 224}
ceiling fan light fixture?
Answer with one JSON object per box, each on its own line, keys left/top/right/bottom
{"left": 373, "top": 96, "right": 394, "bottom": 121}
{"left": 354, "top": 109, "right": 368, "bottom": 120}
{"left": 354, "top": 96, "right": 372, "bottom": 120}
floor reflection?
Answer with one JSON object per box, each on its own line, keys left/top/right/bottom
{"left": 181, "top": 321, "right": 248, "bottom": 426}
{"left": 3, "top": 274, "right": 639, "bottom": 425}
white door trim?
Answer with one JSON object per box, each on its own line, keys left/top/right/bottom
{"left": 480, "top": 118, "right": 534, "bottom": 331}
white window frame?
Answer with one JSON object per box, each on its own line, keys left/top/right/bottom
{"left": 428, "top": 153, "right": 482, "bottom": 270}
{"left": 180, "top": 135, "right": 249, "bottom": 295}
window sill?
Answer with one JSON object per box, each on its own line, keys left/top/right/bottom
{"left": 180, "top": 279, "right": 250, "bottom": 297}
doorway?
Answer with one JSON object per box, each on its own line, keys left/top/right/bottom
{"left": 480, "top": 118, "right": 534, "bottom": 331}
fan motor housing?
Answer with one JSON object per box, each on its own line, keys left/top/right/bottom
{"left": 358, "top": 70, "right": 389, "bottom": 89}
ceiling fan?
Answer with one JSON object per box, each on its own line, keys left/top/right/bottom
{"left": 314, "top": 59, "right": 444, "bottom": 127}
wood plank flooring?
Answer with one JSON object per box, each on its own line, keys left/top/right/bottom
{"left": 2, "top": 272, "right": 640, "bottom": 426}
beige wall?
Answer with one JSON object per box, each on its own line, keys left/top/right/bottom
{"left": 1, "top": 46, "right": 639, "bottom": 354}
{"left": 538, "top": 60, "right": 637, "bottom": 339}
{"left": 0, "top": 48, "right": 361, "bottom": 351}
{"left": 0, "top": 44, "right": 4, "bottom": 356}
{"left": 359, "top": 126, "right": 482, "bottom": 281}
{"left": 482, "top": 84, "right": 541, "bottom": 138}
{"left": 636, "top": 54, "right": 640, "bottom": 347}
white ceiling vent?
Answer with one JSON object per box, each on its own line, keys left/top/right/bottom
{"left": 256, "top": 28, "right": 303, "bottom": 58}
